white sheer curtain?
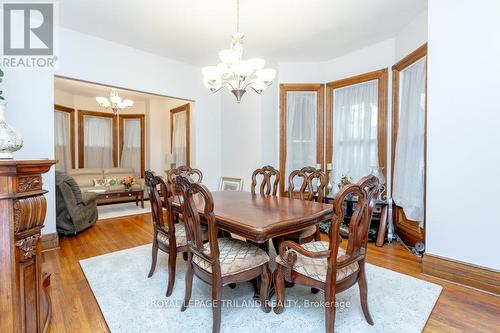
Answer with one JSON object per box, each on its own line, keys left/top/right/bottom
{"left": 332, "top": 80, "right": 378, "bottom": 183}
{"left": 172, "top": 112, "right": 187, "bottom": 166}
{"left": 84, "top": 116, "right": 114, "bottom": 168}
{"left": 286, "top": 91, "right": 317, "bottom": 185}
{"left": 54, "top": 111, "right": 72, "bottom": 171}
{"left": 120, "top": 118, "right": 141, "bottom": 176}
{"left": 393, "top": 58, "right": 426, "bottom": 226}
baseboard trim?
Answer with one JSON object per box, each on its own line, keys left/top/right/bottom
{"left": 422, "top": 253, "right": 500, "bottom": 295}
{"left": 41, "top": 233, "right": 59, "bottom": 252}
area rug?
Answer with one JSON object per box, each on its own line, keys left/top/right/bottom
{"left": 97, "top": 201, "right": 151, "bottom": 220}
{"left": 80, "top": 244, "right": 442, "bottom": 333}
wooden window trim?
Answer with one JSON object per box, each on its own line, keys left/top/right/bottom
{"left": 170, "top": 103, "right": 191, "bottom": 167}
{"left": 325, "top": 68, "right": 389, "bottom": 182}
{"left": 54, "top": 104, "right": 76, "bottom": 169}
{"left": 391, "top": 43, "right": 427, "bottom": 245}
{"left": 279, "top": 83, "right": 325, "bottom": 196}
{"left": 119, "top": 114, "right": 145, "bottom": 177}
{"left": 77, "top": 110, "right": 118, "bottom": 168}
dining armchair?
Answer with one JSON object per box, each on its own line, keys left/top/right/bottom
{"left": 175, "top": 175, "right": 272, "bottom": 333}
{"left": 273, "top": 175, "right": 380, "bottom": 333}
{"left": 144, "top": 170, "right": 207, "bottom": 296}
{"left": 286, "top": 167, "right": 328, "bottom": 243}
{"left": 250, "top": 165, "right": 280, "bottom": 195}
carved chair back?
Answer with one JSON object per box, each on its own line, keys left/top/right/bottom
{"left": 251, "top": 165, "right": 280, "bottom": 196}
{"left": 287, "top": 167, "right": 328, "bottom": 202}
{"left": 145, "top": 170, "right": 175, "bottom": 234}
{"left": 327, "top": 175, "right": 379, "bottom": 270}
{"left": 167, "top": 165, "right": 203, "bottom": 184}
{"left": 174, "top": 176, "right": 221, "bottom": 274}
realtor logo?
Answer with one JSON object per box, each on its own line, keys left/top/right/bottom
{"left": 1, "top": 2, "right": 57, "bottom": 69}
{"left": 3, "top": 3, "right": 53, "bottom": 55}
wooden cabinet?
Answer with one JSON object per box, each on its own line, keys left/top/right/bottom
{"left": 0, "top": 160, "right": 56, "bottom": 333}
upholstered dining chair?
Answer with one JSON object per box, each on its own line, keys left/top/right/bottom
{"left": 175, "top": 175, "right": 272, "bottom": 333}
{"left": 273, "top": 175, "right": 380, "bottom": 333}
{"left": 144, "top": 170, "right": 207, "bottom": 296}
{"left": 250, "top": 165, "right": 280, "bottom": 195}
{"left": 286, "top": 167, "right": 328, "bottom": 244}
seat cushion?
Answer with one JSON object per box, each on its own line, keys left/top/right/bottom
{"left": 287, "top": 225, "right": 317, "bottom": 239}
{"left": 193, "top": 238, "right": 269, "bottom": 277}
{"left": 156, "top": 223, "right": 208, "bottom": 247}
{"left": 275, "top": 241, "right": 359, "bottom": 283}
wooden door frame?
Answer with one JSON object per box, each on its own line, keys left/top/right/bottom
{"left": 279, "top": 83, "right": 325, "bottom": 196}
{"left": 119, "top": 114, "right": 145, "bottom": 177}
{"left": 170, "top": 103, "right": 191, "bottom": 167}
{"left": 325, "top": 68, "right": 389, "bottom": 183}
{"left": 54, "top": 104, "right": 76, "bottom": 169}
{"left": 391, "top": 43, "right": 427, "bottom": 246}
{"left": 77, "top": 110, "right": 118, "bottom": 168}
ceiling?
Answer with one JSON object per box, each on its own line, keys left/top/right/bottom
{"left": 58, "top": 0, "right": 427, "bottom": 66}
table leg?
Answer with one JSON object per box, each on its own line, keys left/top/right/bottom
{"left": 135, "top": 194, "right": 139, "bottom": 206}
{"left": 376, "top": 205, "right": 388, "bottom": 247}
{"left": 141, "top": 192, "right": 144, "bottom": 208}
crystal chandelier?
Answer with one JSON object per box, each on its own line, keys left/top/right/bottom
{"left": 96, "top": 88, "right": 134, "bottom": 114}
{"left": 202, "top": 0, "right": 276, "bottom": 103}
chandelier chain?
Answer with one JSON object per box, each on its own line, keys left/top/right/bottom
{"left": 236, "top": 0, "right": 240, "bottom": 33}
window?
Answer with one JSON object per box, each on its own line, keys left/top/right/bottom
{"left": 326, "top": 69, "right": 388, "bottom": 184}
{"left": 54, "top": 104, "right": 75, "bottom": 171}
{"left": 279, "top": 84, "right": 324, "bottom": 195}
{"left": 392, "top": 44, "right": 427, "bottom": 233}
{"left": 120, "top": 114, "right": 145, "bottom": 177}
{"left": 170, "top": 103, "right": 190, "bottom": 167}
{"left": 78, "top": 111, "right": 117, "bottom": 168}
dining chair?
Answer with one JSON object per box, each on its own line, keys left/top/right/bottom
{"left": 286, "top": 166, "right": 328, "bottom": 243}
{"left": 273, "top": 175, "right": 380, "bottom": 333}
{"left": 144, "top": 170, "right": 207, "bottom": 296}
{"left": 250, "top": 165, "right": 280, "bottom": 195}
{"left": 167, "top": 165, "right": 203, "bottom": 185}
{"left": 175, "top": 175, "right": 272, "bottom": 333}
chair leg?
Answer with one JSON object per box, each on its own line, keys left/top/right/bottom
{"left": 181, "top": 253, "right": 194, "bottom": 312}
{"left": 324, "top": 285, "right": 336, "bottom": 333}
{"left": 358, "top": 262, "right": 374, "bottom": 325}
{"left": 182, "top": 252, "right": 188, "bottom": 261}
{"left": 273, "top": 264, "right": 286, "bottom": 314}
{"left": 315, "top": 225, "right": 322, "bottom": 241}
{"left": 211, "top": 275, "right": 223, "bottom": 333}
{"left": 166, "top": 248, "right": 177, "bottom": 297}
{"left": 147, "top": 238, "right": 158, "bottom": 278}
{"left": 260, "top": 263, "right": 272, "bottom": 313}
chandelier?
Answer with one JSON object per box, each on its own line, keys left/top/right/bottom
{"left": 96, "top": 88, "right": 134, "bottom": 114}
{"left": 202, "top": 0, "right": 276, "bottom": 103}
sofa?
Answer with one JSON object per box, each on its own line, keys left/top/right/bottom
{"left": 67, "top": 167, "right": 146, "bottom": 204}
{"left": 55, "top": 172, "right": 98, "bottom": 235}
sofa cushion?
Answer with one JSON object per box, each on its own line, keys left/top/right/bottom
{"left": 68, "top": 168, "right": 104, "bottom": 187}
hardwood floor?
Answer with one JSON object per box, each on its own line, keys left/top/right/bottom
{"left": 43, "top": 214, "right": 499, "bottom": 332}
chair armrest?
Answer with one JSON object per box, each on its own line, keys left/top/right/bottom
{"left": 81, "top": 192, "right": 97, "bottom": 206}
{"left": 279, "top": 240, "right": 330, "bottom": 260}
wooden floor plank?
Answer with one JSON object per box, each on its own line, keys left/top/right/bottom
{"left": 43, "top": 214, "right": 500, "bottom": 332}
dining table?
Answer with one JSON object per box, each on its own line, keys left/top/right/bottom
{"left": 167, "top": 190, "right": 333, "bottom": 299}
{"left": 169, "top": 190, "right": 333, "bottom": 244}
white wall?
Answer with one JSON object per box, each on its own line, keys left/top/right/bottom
{"left": 426, "top": 0, "right": 500, "bottom": 270}
{"left": 4, "top": 26, "right": 222, "bottom": 235}
{"left": 395, "top": 9, "right": 428, "bottom": 62}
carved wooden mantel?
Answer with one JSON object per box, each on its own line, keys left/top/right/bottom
{"left": 0, "top": 160, "right": 56, "bottom": 333}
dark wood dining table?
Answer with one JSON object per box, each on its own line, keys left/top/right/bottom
{"left": 169, "top": 191, "right": 333, "bottom": 244}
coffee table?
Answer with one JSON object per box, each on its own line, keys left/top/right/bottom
{"left": 93, "top": 188, "right": 144, "bottom": 208}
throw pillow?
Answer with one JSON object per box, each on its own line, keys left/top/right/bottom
{"left": 93, "top": 179, "right": 106, "bottom": 187}
{"left": 105, "top": 178, "right": 118, "bottom": 186}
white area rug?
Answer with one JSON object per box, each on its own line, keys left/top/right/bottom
{"left": 97, "top": 201, "right": 151, "bottom": 220}
{"left": 80, "top": 244, "right": 441, "bottom": 333}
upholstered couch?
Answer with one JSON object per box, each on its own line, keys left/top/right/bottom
{"left": 55, "top": 172, "right": 98, "bottom": 235}
{"left": 67, "top": 168, "right": 145, "bottom": 204}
